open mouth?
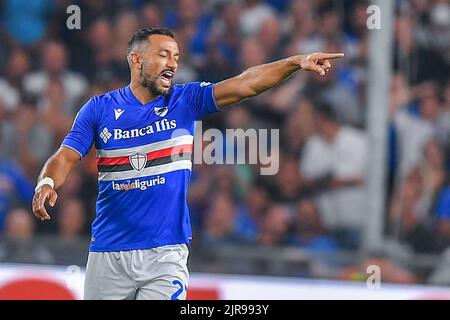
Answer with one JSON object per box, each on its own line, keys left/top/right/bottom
{"left": 159, "top": 70, "right": 174, "bottom": 86}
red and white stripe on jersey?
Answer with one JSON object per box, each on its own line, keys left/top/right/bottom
{"left": 96, "top": 135, "right": 194, "bottom": 181}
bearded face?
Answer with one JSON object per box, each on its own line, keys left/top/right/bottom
{"left": 136, "top": 34, "right": 179, "bottom": 96}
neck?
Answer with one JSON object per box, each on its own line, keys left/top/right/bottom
{"left": 325, "top": 125, "right": 340, "bottom": 142}
{"left": 129, "top": 79, "right": 160, "bottom": 105}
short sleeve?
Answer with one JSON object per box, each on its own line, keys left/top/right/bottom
{"left": 61, "top": 97, "right": 98, "bottom": 159}
{"left": 182, "top": 81, "right": 220, "bottom": 119}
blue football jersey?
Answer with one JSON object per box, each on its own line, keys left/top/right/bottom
{"left": 61, "top": 82, "right": 219, "bottom": 251}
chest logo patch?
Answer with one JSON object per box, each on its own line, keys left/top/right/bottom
{"left": 129, "top": 153, "right": 147, "bottom": 171}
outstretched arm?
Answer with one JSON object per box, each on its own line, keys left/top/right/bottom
{"left": 32, "top": 146, "right": 80, "bottom": 221}
{"left": 213, "top": 52, "right": 344, "bottom": 108}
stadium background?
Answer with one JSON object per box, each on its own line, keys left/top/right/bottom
{"left": 0, "top": 0, "right": 449, "bottom": 299}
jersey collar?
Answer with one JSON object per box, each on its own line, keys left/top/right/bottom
{"left": 123, "top": 85, "right": 165, "bottom": 107}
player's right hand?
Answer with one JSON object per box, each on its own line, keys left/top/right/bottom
{"left": 299, "top": 52, "right": 345, "bottom": 76}
{"left": 32, "top": 185, "right": 58, "bottom": 221}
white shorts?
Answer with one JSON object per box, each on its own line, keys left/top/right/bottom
{"left": 83, "top": 244, "right": 189, "bottom": 300}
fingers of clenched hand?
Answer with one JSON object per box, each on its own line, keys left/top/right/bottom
{"left": 322, "top": 60, "right": 332, "bottom": 74}
{"left": 309, "top": 63, "right": 327, "bottom": 76}
{"left": 305, "top": 52, "right": 344, "bottom": 75}
{"left": 32, "top": 191, "right": 48, "bottom": 221}
{"left": 32, "top": 188, "right": 55, "bottom": 221}
{"left": 48, "top": 189, "right": 58, "bottom": 207}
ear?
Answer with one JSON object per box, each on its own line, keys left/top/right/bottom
{"left": 130, "top": 52, "right": 142, "bottom": 69}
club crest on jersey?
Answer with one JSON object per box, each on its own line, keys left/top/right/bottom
{"left": 129, "top": 153, "right": 147, "bottom": 171}
{"left": 154, "top": 106, "right": 168, "bottom": 117}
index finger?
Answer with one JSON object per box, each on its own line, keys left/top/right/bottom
{"left": 317, "top": 53, "right": 345, "bottom": 60}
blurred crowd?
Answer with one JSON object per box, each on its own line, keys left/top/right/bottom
{"left": 0, "top": 0, "right": 449, "bottom": 284}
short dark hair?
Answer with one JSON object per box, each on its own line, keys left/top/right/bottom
{"left": 127, "top": 27, "right": 175, "bottom": 55}
{"left": 314, "top": 101, "right": 338, "bottom": 123}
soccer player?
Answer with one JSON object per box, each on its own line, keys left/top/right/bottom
{"left": 32, "top": 27, "right": 344, "bottom": 300}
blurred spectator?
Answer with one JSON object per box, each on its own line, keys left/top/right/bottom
{"left": 141, "top": 1, "right": 164, "bottom": 27}
{"left": 0, "top": 208, "right": 54, "bottom": 264}
{"left": 394, "top": 15, "right": 449, "bottom": 85}
{"left": 257, "top": 204, "right": 290, "bottom": 247}
{"left": 57, "top": 198, "right": 86, "bottom": 241}
{"left": 264, "top": 73, "right": 308, "bottom": 115}
{"left": 239, "top": 0, "right": 276, "bottom": 37}
{"left": 240, "top": 37, "right": 268, "bottom": 70}
{"left": 285, "top": 0, "right": 319, "bottom": 55}
{"left": 319, "top": 6, "right": 343, "bottom": 42}
{"left": 189, "top": 162, "right": 219, "bottom": 235}
{"left": 417, "top": 84, "right": 450, "bottom": 146}
{"left": 349, "top": 0, "right": 369, "bottom": 32}
{"left": 266, "top": 153, "right": 302, "bottom": 205}
{"left": 389, "top": 170, "right": 437, "bottom": 253}
{"left": 0, "top": 49, "right": 31, "bottom": 112}
{"left": 0, "top": 157, "right": 34, "bottom": 232}
{"left": 417, "top": 140, "right": 447, "bottom": 217}
{"left": 428, "top": 1, "right": 449, "bottom": 56}
{"left": 40, "top": 78, "right": 73, "bottom": 142}
{"left": 110, "top": 11, "right": 139, "bottom": 82}
{"left": 166, "top": 0, "right": 214, "bottom": 67}
{"left": 413, "top": 0, "right": 450, "bottom": 58}
{"left": 23, "top": 41, "right": 88, "bottom": 117}
{"left": 234, "top": 185, "right": 269, "bottom": 244}
{"left": 203, "top": 0, "right": 241, "bottom": 82}
{"left": 257, "top": 15, "right": 283, "bottom": 61}
{"left": 281, "top": 99, "right": 316, "bottom": 154}
{"left": 81, "top": 17, "right": 115, "bottom": 82}
{"left": 202, "top": 193, "right": 239, "bottom": 246}
{"left": 4, "top": 208, "right": 34, "bottom": 240}
{"left": 1, "top": 97, "right": 54, "bottom": 176}
{"left": 172, "top": 23, "right": 200, "bottom": 84}
{"left": 390, "top": 73, "right": 433, "bottom": 178}
{"left": 305, "top": 60, "right": 362, "bottom": 127}
{"left": 301, "top": 103, "right": 367, "bottom": 249}
{"left": 290, "top": 198, "right": 339, "bottom": 253}
{"left": 3, "top": 0, "right": 55, "bottom": 45}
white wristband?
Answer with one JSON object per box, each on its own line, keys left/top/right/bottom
{"left": 35, "top": 177, "right": 55, "bottom": 192}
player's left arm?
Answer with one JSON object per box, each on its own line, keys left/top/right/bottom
{"left": 213, "top": 52, "right": 344, "bottom": 108}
